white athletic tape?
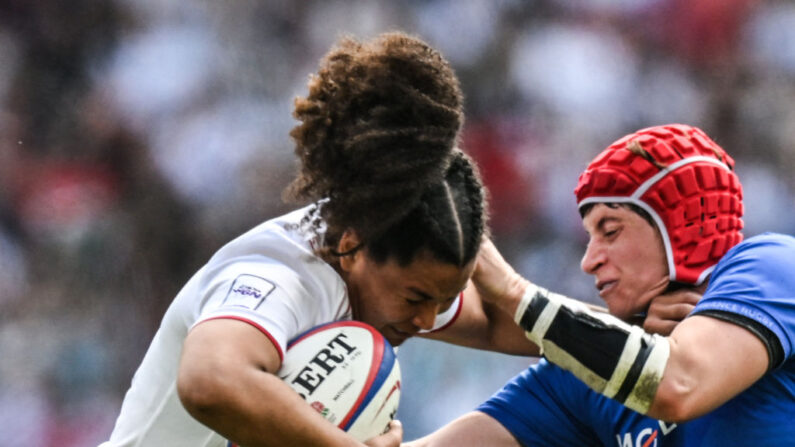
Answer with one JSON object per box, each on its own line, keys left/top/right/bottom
{"left": 604, "top": 325, "right": 643, "bottom": 399}
{"left": 624, "top": 335, "right": 670, "bottom": 414}
{"left": 515, "top": 283, "right": 671, "bottom": 415}
{"left": 543, "top": 340, "right": 609, "bottom": 393}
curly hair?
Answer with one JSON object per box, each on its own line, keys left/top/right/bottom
{"left": 285, "top": 32, "right": 485, "bottom": 266}
{"left": 366, "top": 149, "right": 488, "bottom": 267}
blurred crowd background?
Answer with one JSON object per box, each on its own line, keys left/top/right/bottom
{"left": 1, "top": 0, "right": 794, "bottom": 444}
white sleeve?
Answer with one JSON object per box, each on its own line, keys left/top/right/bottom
{"left": 192, "top": 260, "right": 339, "bottom": 361}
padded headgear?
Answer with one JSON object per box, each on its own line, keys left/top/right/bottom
{"left": 575, "top": 124, "right": 743, "bottom": 285}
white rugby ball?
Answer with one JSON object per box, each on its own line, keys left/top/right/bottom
{"left": 278, "top": 321, "right": 401, "bottom": 442}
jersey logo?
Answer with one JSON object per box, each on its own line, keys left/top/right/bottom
{"left": 224, "top": 274, "right": 275, "bottom": 310}
{"left": 616, "top": 421, "right": 677, "bottom": 447}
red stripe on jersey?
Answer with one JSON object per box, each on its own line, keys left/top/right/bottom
{"left": 429, "top": 292, "right": 464, "bottom": 333}
{"left": 199, "top": 316, "right": 285, "bottom": 362}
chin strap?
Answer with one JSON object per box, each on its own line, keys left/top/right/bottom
{"left": 514, "top": 283, "right": 670, "bottom": 414}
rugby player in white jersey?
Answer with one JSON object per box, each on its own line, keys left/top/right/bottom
{"left": 100, "top": 32, "right": 539, "bottom": 447}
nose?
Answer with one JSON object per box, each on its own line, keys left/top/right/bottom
{"left": 412, "top": 301, "right": 439, "bottom": 331}
{"left": 580, "top": 239, "right": 605, "bottom": 275}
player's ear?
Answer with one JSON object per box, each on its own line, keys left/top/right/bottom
{"left": 337, "top": 230, "right": 363, "bottom": 272}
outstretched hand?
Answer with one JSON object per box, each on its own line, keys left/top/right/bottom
{"left": 643, "top": 288, "right": 702, "bottom": 335}
{"left": 365, "top": 420, "right": 403, "bottom": 447}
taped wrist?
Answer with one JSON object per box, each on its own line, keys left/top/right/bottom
{"left": 514, "top": 284, "right": 670, "bottom": 414}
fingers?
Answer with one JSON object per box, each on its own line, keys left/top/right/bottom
{"left": 643, "top": 316, "right": 678, "bottom": 336}
{"left": 365, "top": 420, "right": 403, "bottom": 447}
{"left": 472, "top": 238, "right": 524, "bottom": 302}
{"left": 474, "top": 239, "right": 512, "bottom": 280}
{"left": 643, "top": 288, "right": 702, "bottom": 335}
{"left": 666, "top": 289, "right": 702, "bottom": 306}
{"left": 648, "top": 301, "right": 697, "bottom": 320}
{"left": 644, "top": 301, "right": 696, "bottom": 336}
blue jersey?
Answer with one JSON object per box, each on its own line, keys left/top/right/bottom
{"left": 479, "top": 233, "right": 795, "bottom": 446}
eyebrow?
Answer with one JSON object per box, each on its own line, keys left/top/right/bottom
{"left": 408, "top": 287, "right": 458, "bottom": 303}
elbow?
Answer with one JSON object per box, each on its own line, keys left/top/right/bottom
{"left": 648, "top": 376, "right": 702, "bottom": 423}
{"left": 645, "top": 335, "right": 711, "bottom": 423}
{"left": 177, "top": 362, "right": 230, "bottom": 420}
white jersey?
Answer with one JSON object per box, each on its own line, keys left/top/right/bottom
{"left": 101, "top": 204, "right": 461, "bottom": 447}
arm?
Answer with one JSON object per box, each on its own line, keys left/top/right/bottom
{"left": 419, "top": 238, "right": 539, "bottom": 355}
{"left": 403, "top": 412, "right": 520, "bottom": 447}
{"left": 469, "top": 238, "right": 748, "bottom": 421}
{"left": 470, "top": 238, "right": 696, "bottom": 329}
{"left": 405, "top": 351, "right": 605, "bottom": 446}
{"left": 510, "top": 283, "right": 770, "bottom": 422}
{"left": 178, "top": 319, "right": 400, "bottom": 447}
{"left": 421, "top": 237, "right": 688, "bottom": 356}
{"left": 420, "top": 282, "right": 539, "bottom": 355}
{"left": 650, "top": 315, "right": 768, "bottom": 420}
{"left": 424, "top": 238, "right": 611, "bottom": 355}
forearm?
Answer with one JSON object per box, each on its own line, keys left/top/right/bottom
{"left": 513, "top": 282, "right": 670, "bottom": 414}
{"left": 423, "top": 285, "right": 539, "bottom": 356}
{"left": 512, "top": 283, "right": 773, "bottom": 422}
{"left": 179, "top": 319, "right": 365, "bottom": 447}
{"left": 473, "top": 238, "right": 669, "bottom": 412}
{"left": 403, "top": 412, "right": 520, "bottom": 447}
{"left": 180, "top": 365, "right": 362, "bottom": 447}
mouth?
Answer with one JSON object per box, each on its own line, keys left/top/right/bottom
{"left": 596, "top": 280, "right": 617, "bottom": 297}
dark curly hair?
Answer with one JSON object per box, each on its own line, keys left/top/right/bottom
{"left": 285, "top": 31, "right": 486, "bottom": 267}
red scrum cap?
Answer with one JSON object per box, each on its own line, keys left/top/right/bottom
{"left": 574, "top": 124, "right": 744, "bottom": 285}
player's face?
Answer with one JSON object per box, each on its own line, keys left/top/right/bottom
{"left": 342, "top": 248, "right": 475, "bottom": 347}
{"left": 580, "top": 204, "right": 669, "bottom": 320}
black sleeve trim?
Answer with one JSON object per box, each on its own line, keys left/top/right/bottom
{"left": 691, "top": 309, "right": 784, "bottom": 370}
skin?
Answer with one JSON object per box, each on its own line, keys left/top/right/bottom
{"left": 178, "top": 231, "right": 536, "bottom": 447}
{"left": 405, "top": 203, "right": 765, "bottom": 446}
{"left": 179, "top": 319, "right": 376, "bottom": 447}
{"left": 337, "top": 231, "right": 477, "bottom": 348}
{"left": 406, "top": 412, "right": 519, "bottom": 447}
{"left": 580, "top": 204, "right": 670, "bottom": 320}
{"left": 581, "top": 205, "right": 768, "bottom": 420}
{"left": 336, "top": 230, "right": 539, "bottom": 355}
{"left": 641, "top": 289, "right": 701, "bottom": 335}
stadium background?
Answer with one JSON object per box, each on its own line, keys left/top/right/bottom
{"left": 1, "top": 0, "right": 794, "bottom": 444}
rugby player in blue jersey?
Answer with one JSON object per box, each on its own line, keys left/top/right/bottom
{"left": 407, "top": 124, "right": 795, "bottom": 446}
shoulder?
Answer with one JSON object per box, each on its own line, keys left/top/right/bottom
{"left": 694, "top": 232, "right": 795, "bottom": 367}
{"left": 716, "top": 232, "right": 795, "bottom": 271}
{"left": 708, "top": 232, "right": 795, "bottom": 293}
{"left": 189, "top": 205, "right": 349, "bottom": 326}
{"left": 727, "top": 232, "right": 795, "bottom": 256}
{"left": 226, "top": 205, "right": 324, "bottom": 256}
{"left": 205, "top": 205, "right": 336, "bottom": 286}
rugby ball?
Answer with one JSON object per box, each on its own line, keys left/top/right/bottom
{"left": 278, "top": 321, "right": 401, "bottom": 442}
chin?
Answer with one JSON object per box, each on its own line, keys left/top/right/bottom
{"left": 386, "top": 332, "right": 409, "bottom": 347}
{"left": 388, "top": 337, "right": 406, "bottom": 347}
